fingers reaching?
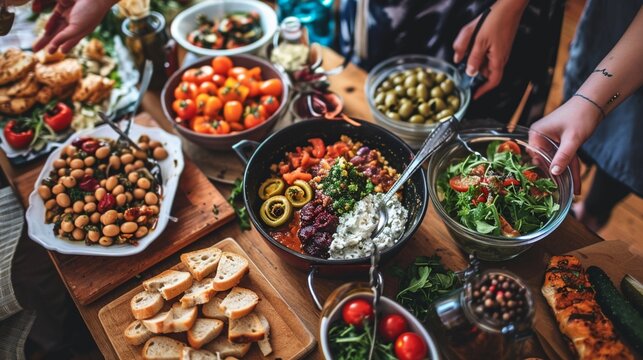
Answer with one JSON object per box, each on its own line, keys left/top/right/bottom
{"left": 465, "top": 41, "right": 486, "bottom": 77}
{"left": 549, "top": 132, "right": 581, "bottom": 178}
{"left": 452, "top": 22, "right": 474, "bottom": 64}
{"left": 473, "top": 56, "right": 504, "bottom": 99}
{"left": 45, "top": 25, "right": 77, "bottom": 54}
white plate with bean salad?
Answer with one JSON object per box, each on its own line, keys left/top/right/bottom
{"left": 26, "top": 123, "right": 184, "bottom": 256}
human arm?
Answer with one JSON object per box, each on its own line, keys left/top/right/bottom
{"left": 452, "top": 0, "right": 528, "bottom": 99}
{"left": 531, "top": 6, "right": 643, "bottom": 194}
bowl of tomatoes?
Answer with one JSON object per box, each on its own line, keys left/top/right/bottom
{"left": 161, "top": 54, "right": 289, "bottom": 150}
{"left": 320, "top": 282, "right": 441, "bottom": 360}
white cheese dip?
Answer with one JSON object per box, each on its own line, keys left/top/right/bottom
{"left": 329, "top": 193, "right": 408, "bottom": 260}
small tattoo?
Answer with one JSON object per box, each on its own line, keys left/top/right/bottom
{"left": 607, "top": 92, "right": 620, "bottom": 106}
{"left": 593, "top": 68, "right": 613, "bottom": 77}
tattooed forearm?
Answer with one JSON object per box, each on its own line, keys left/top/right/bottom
{"left": 606, "top": 92, "right": 620, "bottom": 106}
{"left": 593, "top": 68, "right": 613, "bottom": 77}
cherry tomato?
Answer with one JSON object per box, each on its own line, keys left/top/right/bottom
{"left": 229, "top": 121, "right": 244, "bottom": 132}
{"left": 195, "top": 65, "right": 214, "bottom": 84}
{"left": 243, "top": 110, "right": 265, "bottom": 129}
{"left": 260, "top": 95, "right": 280, "bottom": 115}
{"left": 260, "top": 79, "right": 283, "bottom": 97}
{"left": 198, "top": 81, "right": 218, "bottom": 96}
{"left": 174, "top": 81, "right": 197, "bottom": 100}
{"left": 191, "top": 116, "right": 215, "bottom": 134}
{"left": 379, "top": 314, "right": 408, "bottom": 342}
{"left": 228, "top": 66, "right": 247, "bottom": 79}
{"left": 212, "top": 74, "right": 226, "bottom": 87}
{"left": 497, "top": 140, "right": 521, "bottom": 155}
{"left": 236, "top": 73, "right": 253, "bottom": 87}
{"left": 195, "top": 93, "right": 210, "bottom": 114}
{"left": 503, "top": 178, "right": 520, "bottom": 187}
{"left": 212, "top": 56, "right": 233, "bottom": 76}
{"left": 203, "top": 96, "right": 223, "bottom": 117}
{"left": 182, "top": 68, "right": 199, "bottom": 83}
{"left": 174, "top": 99, "right": 196, "bottom": 121}
{"left": 246, "top": 66, "right": 262, "bottom": 81}
{"left": 449, "top": 175, "right": 481, "bottom": 192}
{"left": 395, "top": 332, "right": 428, "bottom": 360}
{"left": 247, "top": 81, "right": 261, "bottom": 98}
{"left": 342, "top": 299, "right": 373, "bottom": 327}
{"left": 212, "top": 120, "right": 231, "bottom": 135}
{"left": 43, "top": 102, "right": 73, "bottom": 132}
{"left": 223, "top": 101, "right": 243, "bottom": 123}
{"left": 522, "top": 170, "right": 538, "bottom": 182}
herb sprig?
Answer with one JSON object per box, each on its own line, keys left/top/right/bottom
{"left": 328, "top": 321, "right": 396, "bottom": 360}
{"left": 228, "top": 179, "right": 250, "bottom": 231}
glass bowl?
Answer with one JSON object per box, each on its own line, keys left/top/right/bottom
{"left": 427, "top": 126, "right": 573, "bottom": 261}
{"left": 366, "top": 54, "right": 471, "bottom": 149}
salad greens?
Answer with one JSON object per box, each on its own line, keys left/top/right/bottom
{"left": 393, "top": 256, "right": 460, "bottom": 323}
{"left": 320, "top": 157, "right": 375, "bottom": 215}
{"left": 328, "top": 322, "right": 396, "bottom": 360}
{"left": 228, "top": 179, "right": 250, "bottom": 231}
{"left": 437, "top": 140, "right": 559, "bottom": 237}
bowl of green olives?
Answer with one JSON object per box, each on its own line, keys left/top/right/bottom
{"left": 366, "top": 54, "right": 470, "bottom": 148}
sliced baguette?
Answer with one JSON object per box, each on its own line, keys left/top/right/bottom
{"left": 203, "top": 336, "right": 251, "bottom": 358}
{"left": 124, "top": 320, "right": 153, "bottom": 345}
{"left": 202, "top": 296, "right": 227, "bottom": 321}
{"left": 228, "top": 312, "right": 266, "bottom": 343}
{"left": 212, "top": 252, "right": 248, "bottom": 291}
{"left": 170, "top": 302, "right": 198, "bottom": 332}
{"left": 179, "top": 347, "right": 217, "bottom": 360}
{"left": 143, "top": 270, "right": 193, "bottom": 301}
{"left": 142, "top": 336, "right": 186, "bottom": 360}
{"left": 219, "top": 287, "right": 259, "bottom": 319}
{"left": 223, "top": 357, "right": 239, "bottom": 360}
{"left": 131, "top": 291, "right": 164, "bottom": 320}
{"left": 181, "top": 246, "right": 223, "bottom": 281}
{"left": 257, "top": 314, "right": 272, "bottom": 356}
{"left": 142, "top": 310, "right": 174, "bottom": 334}
{"left": 187, "top": 318, "right": 224, "bottom": 349}
{"left": 180, "top": 278, "right": 218, "bottom": 308}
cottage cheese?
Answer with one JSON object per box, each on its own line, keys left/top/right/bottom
{"left": 329, "top": 193, "right": 408, "bottom": 260}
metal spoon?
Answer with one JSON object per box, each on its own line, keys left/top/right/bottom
{"left": 367, "top": 243, "right": 382, "bottom": 360}
{"left": 122, "top": 60, "right": 154, "bottom": 137}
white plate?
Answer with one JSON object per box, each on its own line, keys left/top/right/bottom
{"left": 170, "top": 0, "right": 278, "bottom": 57}
{"left": 26, "top": 124, "right": 185, "bottom": 256}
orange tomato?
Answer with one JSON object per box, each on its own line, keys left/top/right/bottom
{"left": 246, "top": 66, "right": 262, "bottom": 81}
{"left": 212, "top": 120, "right": 231, "bottom": 134}
{"left": 198, "top": 81, "right": 218, "bottom": 96}
{"left": 243, "top": 105, "right": 266, "bottom": 129}
{"left": 223, "top": 101, "right": 243, "bottom": 123}
{"left": 260, "top": 79, "right": 283, "bottom": 97}
{"left": 228, "top": 66, "right": 247, "bottom": 79}
{"left": 236, "top": 73, "right": 252, "bottom": 86}
{"left": 203, "top": 96, "right": 223, "bottom": 116}
{"left": 174, "top": 99, "right": 197, "bottom": 120}
{"left": 192, "top": 116, "right": 215, "bottom": 134}
{"left": 182, "top": 68, "right": 199, "bottom": 83}
{"left": 247, "top": 81, "right": 261, "bottom": 98}
{"left": 212, "top": 56, "right": 233, "bottom": 76}
{"left": 229, "top": 122, "right": 244, "bottom": 132}
{"left": 211, "top": 74, "right": 226, "bottom": 87}
{"left": 195, "top": 65, "right": 214, "bottom": 84}
{"left": 260, "top": 95, "right": 280, "bottom": 115}
{"left": 174, "top": 81, "right": 198, "bottom": 100}
{"left": 195, "top": 93, "right": 210, "bottom": 114}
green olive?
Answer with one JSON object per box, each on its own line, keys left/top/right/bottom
{"left": 386, "top": 111, "right": 401, "bottom": 121}
{"left": 409, "top": 114, "right": 425, "bottom": 124}
{"left": 392, "top": 75, "right": 404, "bottom": 85}
{"left": 260, "top": 195, "right": 293, "bottom": 227}
{"left": 376, "top": 105, "right": 386, "bottom": 113}
{"left": 416, "top": 71, "right": 428, "bottom": 84}
{"left": 436, "top": 108, "right": 455, "bottom": 121}
{"left": 380, "top": 80, "right": 392, "bottom": 90}
{"left": 447, "top": 95, "right": 460, "bottom": 109}
{"left": 402, "top": 69, "right": 413, "bottom": 77}
{"left": 416, "top": 84, "right": 429, "bottom": 101}
{"left": 425, "top": 115, "right": 437, "bottom": 124}
{"left": 384, "top": 93, "right": 398, "bottom": 108}
{"left": 394, "top": 85, "right": 406, "bottom": 97}
{"left": 374, "top": 92, "right": 386, "bottom": 105}
{"left": 406, "top": 87, "right": 417, "bottom": 98}
{"left": 403, "top": 76, "right": 417, "bottom": 88}
{"left": 258, "top": 178, "right": 286, "bottom": 200}
{"left": 398, "top": 102, "right": 414, "bottom": 119}
{"left": 440, "top": 79, "right": 455, "bottom": 94}
{"left": 428, "top": 98, "right": 446, "bottom": 112}
{"left": 435, "top": 72, "right": 447, "bottom": 83}
{"left": 430, "top": 86, "right": 444, "bottom": 98}
{"left": 418, "top": 102, "right": 432, "bottom": 117}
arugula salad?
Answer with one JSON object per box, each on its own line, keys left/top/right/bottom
{"left": 437, "top": 140, "right": 560, "bottom": 237}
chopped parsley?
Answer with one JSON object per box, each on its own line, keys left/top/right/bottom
{"left": 320, "top": 158, "right": 375, "bottom": 215}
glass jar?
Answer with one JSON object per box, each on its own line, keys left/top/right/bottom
{"left": 271, "top": 17, "right": 311, "bottom": 73}
{"left": 428, "top": 270, "right": 534, "bottom": 360}
{"left": 276, "top": 0, "right": 334, "bottom": 46}
{"left": 122, "top": 11, "right": 170, "bottom": 89}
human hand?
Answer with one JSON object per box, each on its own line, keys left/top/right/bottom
{"left": 32, "top": 0, "right": 115, "bottom": 54}
{"left": 452, "top": 0, "right": 527, "bottom": 99}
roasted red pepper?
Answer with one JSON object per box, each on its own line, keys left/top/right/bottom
{"left": 3, "top": 120, "right": 34, "bottom": 149}
{"left": 81, "top": 140, "right": 99, "bottom": 155}
{"left": 98, "top": 193, "right": 116, "bottom": 213}
{"left": 43, "top": 102, "right": 73, "bottom": 132}
{"left": 79, "top": 175, "right": 100, "bottom": 192}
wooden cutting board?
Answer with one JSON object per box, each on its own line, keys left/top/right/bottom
{"left": 528, "top": 240, "right": 643, "bottom": 360}
{"left": 17, "top": 114, "right": 236, "bottom": 305}
{"left": 98, "top": 237, "right": 317, "bottom": 360}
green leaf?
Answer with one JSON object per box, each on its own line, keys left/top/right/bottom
{"left": 475, "top": 220, "right": 496, "bottom": 234}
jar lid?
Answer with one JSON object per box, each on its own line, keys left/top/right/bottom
{"left": 280, "top": 16, "right": 303, "bottom": 42}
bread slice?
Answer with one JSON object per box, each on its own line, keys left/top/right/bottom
{"left": 169, "top": 302, "right": 198, "bottom": 332}
{"left": 179, "top": 347, "right": 217, "bottom": 360}
{"left": 212, "top": 252, "right": 248, "bottom": 291}
{"left": 131, "top": 290, "right": 164, "bottom": 320}
{"left": 257, "top": 314, "right": 272, "bottom": 356}
{"left": 203, "top": 336, "right": 251, "bottom": 358}
{"left": 219, "top": 287, "right": 259, "bottom": 319}
{"left": 142, "top": 310, "right": 174, "bottom": 334}
{"left": 143, "top": 270, "right": 193, "bottom": 300}
{"left": 181, "top": 246, "right": 223, "bottom": 281}
{"left": 124, "top": 320, "right": 153, "bottom": 345}
{"left": 202, "top": 296, "right": 227, "bottom": 321}
{"left": 228, "top": 312, "right": 266, "bottom": 343}
{"left": 180, "top": 278, "right": 217, "bottom": 308}
{"left": 223, "top": 357, "right": 239, "bottom": 360}
{"left": 187, "top": 318, "right": 224, "bottom": 349}
{"left": 142, "top": 336, "right": 186, "bottom": 360}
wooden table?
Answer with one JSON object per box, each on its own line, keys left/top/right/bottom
{"left": 0, "top": 47, "right": 604, "bottom": 360}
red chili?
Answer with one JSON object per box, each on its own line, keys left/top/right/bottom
{"left": 98, "top": 193, "right": 116, "bottom": 213}
{"left": 503, "top": 178, "right": 520, "bottom": 187}
{"left": 79, "top": 175, "right": 99, "bottom": 191}
{"left": 3, "top": 120, "right": 34, "bottom": 149}
{"left": 43, "top": 102, "right": 73, "bottom": 132}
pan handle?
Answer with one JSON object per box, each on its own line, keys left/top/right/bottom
{"left": 307, "top": 267, "right": 324, "bottom": 311}
{"left": 232, "top": 140, "right": 260, "bottom": 165}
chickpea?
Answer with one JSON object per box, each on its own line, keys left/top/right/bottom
{"left": 61, "top": 220, "right": 74, "bottom": 233}
{"left": 133, "top": 188, "right": 145, "bottom": 200}
{"left": 74, "top": 215, "right": 89, "bottom": 228}
{"left": 112, "top": 184, "right": 125, "bottom": 196}
{"left": 45, "top": 199, "right": 57, "bottom": 210}
{"left": 144, "top": 192, "right": 159, "bottom": 205}
{"left": 135, "top": 226, "right": 148, "bottom": 238}
{"left": 70, "top": 169, "right": 84, "bottom": 179}
{"left": 98, "top": 164, "right": 107, "bottom": 172}
{"left": 90, "top": 212, "right": 100, "bottom": 224}
{"left": 52, "top": 183, "right": 65, "bottom": 195}
{"left": 100, "top": 210, "right": 118, "bottom": 225}
{"left": 138, "top": 142, "right": 149, "bottom": 151}
{"left": 52, "top": 214, "right": 60, "bottom": 223}
{"left": 138, "top": 135, "right": 150, "bottom": 143}
{"left": 45, "top": 210, "right": 54, "bottom": 222}
{"left": 56, "top": 193, "right": 71, "bottom": 208}
{"left": 133, "top": 160, "right": 145, "bottom": 170}
{"left": 84, "top": 156, "right": 96, "bottom": 167}
{"left": 57, "top": 168, "right": 67, "bottom": 177}
{"left": 99, "top": 236, "right": 113, "bottom": 246}
{"left": 84, "top": 202, "right": 97, "bottom": 213}
{"left": 102, "top": 224, "right": 119, "bottom": 237}
{"left": 149, "top": 205, "right": 160, "bottom": 215}
{"left": 117, "top": 212, "right": 124, "bottom": 220}
{"left": 153, "top": 147, "right": 168, "bottom": 160}
{"left": 116, "top": 193, "right": 127, "bottom": 207}
{"left": 84, "top": 195, "right": 96, "bottom": 203}
{"left": 53, "top": 158, "right": 66, "bottom": 169}
{"left": 109, "top": 155, "right": 121, "bottom": 170}
{"left": 72, "top": 228, "right": 85, "bottom": 241}
{"left": 137, "top": 177, "right": 151, "bottom": 190}
{"left": 66, "top": 157, "right": 71, "bottom": 165}
{"left": 38, "top": 185, "right": 52, "bottom": 200}
{"left": 121, "top": 153, "right": 134, "bottom": 165}
{"left": 120, "top": 222, "right": 138, "bottom": 234}
{"left": 70, "top": 158, "right": 84, "bottom": 169}
{"left": 64, "top": 207, "right": 73, "bottom": 214}
{"left": 84, "top": 168, "right": 94, "bottom": 177}
{"left": 125, "top": 192, "right": 133, "bottom": 203}
{"left": 95, "top": 146, "right": 110, "bottom": 160}
{"left": 64, "top": 145, "right": 77, "bottom": 157}
{"left": 87, "top": 229, "right": 100, "bottom": 242}
{"left": 124, "top": 164, "right": 134, "bottom": 173}
{"left": 106, "top": 176, "right": 118, "bottom": 191}
{"left": 100, "top": 179, "right": 107, "bottom": 188}
{"left": 61, "top": 176, "right": 76, "bottom": 188}
{"left": 133, "top": 149, "right": 147, "bottom": 160}
{"left": 149, "top": 140, "right": 161, "bottom": 149}
{"left": 95, "top": 188, "right": 106, "bottom": 201}
{"left": 128, "top": 172, "right": 139, "bottom": 183}
{"left": 72, "top": 200, "right": 85, "bottom": 213}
